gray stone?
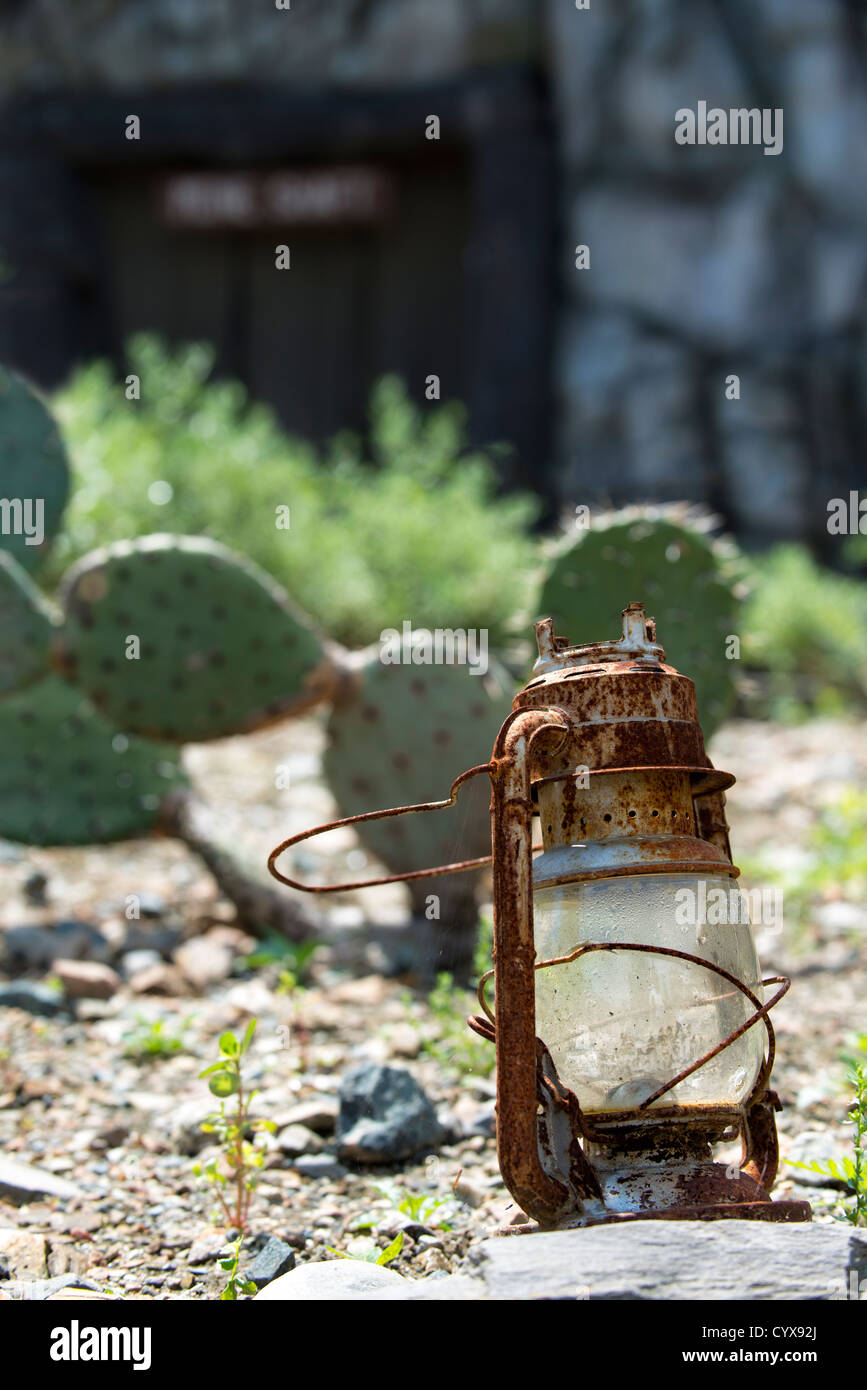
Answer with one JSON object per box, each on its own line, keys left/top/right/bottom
{"left": 572, "top": 178, "right": 866, "bottom": 351}
{"left": 272, "top": 1097, "right": 338, "bottom": 1135}
{"left": 337, "top": 1063, "right": 444, "bottom": 1164}
{"left": 554, "top": 310, "right": 711, "bottom": 507}
{"left": 174, "top": 934, "right": 235, "bottom": 990}
{"left": 275, "top": 1124, "right": 323, "bottom": 1158}
{"left": 714, "top": 364, "right": 813, "bottom": 540}
{"left": 120, "top": 949, "right": 163, "bottom": 978}
{"left": 254, "top": 1259, "right": 408, "bottom": 1301}
{"left": 1, "top": 921, "right": 109, "bottom": 970}
{"left": 0, "top": 1228, "right": 48, "bottom": 1279}
{"left": 1, "top": 1274, "right": 105, "bottom": 1302}
{"left": 54, "top": 959, "right": 121, "bottom": 1001}
{"left": 0, "top": 1157, "right": 83, "bottom": 1204}
{"left": 611, "top": 1, "right": 754, "bottom": 175}
{"left": 292, "top": 1154, "right": 347, "bottom": 1182}
{"left": 244, "top": 1236, "right": 296, "bottom": 1289}
{"left": 784, "top": 1131, "right": 854, "bottom": 1190}
{"left": 467, "top": 1221, "right": 867, "bottom": 1301}
{"left": 0, "top": 982, "right": 64, "bottom": 1018}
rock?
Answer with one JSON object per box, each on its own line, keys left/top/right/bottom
{"left": 187, "top": 1231, "right": 229, "bottom": 1265}
{"left": 784, "top": 1131, "right": 853, "bottom": 1189}
{"left": 714, "top": 363, "right": 813, "bottom": 540}
{"left": 0, "top": 981, "right": 64, "bottom": 1018}
{"left": 814, "top": 901, "right": 867, "bottom": 938}
{"left": 22, "top": 869, "right": 49, "bottom": 906}
{"left": 453, "top": 1176, "right": 489, "bottom": 1209}
{"left": 0, "top": 1157, "right": 82, "bottom": 1204}
{"left": 0, "top": 1228, "right": 49, "bottom": 1278}
{"left": 120, "top": 949, "right": 163, "bottom": 978}
{"left": 254, "top": 1259, "right": 408, "bottom": 1301}
{"left": 136, "top": 891, "right": 167, "bottom": 918}
{"left": 275, "top": 1124, "right": 323, "bottom": 1158}
{"left": 387, "top": 1023, "right": 422, "bottom": 1058}
{"left": 128, "top": 962, "right": 190, "bottom": 996}
{"left": 2, "top": 921, "right": 111, "bottom": 969}
{"left": 330, "top": 975, "right": 390, "bottom": 1006}
{"left": 465, "top": 1222, "right": 867, "bottom": 1301}
{"left": 244, "top": 1236, "right": 296, "bottom": 1288}
{"left": 337, "top": 1064, "right": 444, "bottom": 1164}
{"left": 167, "top": 1096, "right": 221, "bottom": 1156}
{"left": 54, "top": 959, "right": 121, "bottom": 1000}
{"left": 0, "top": 925, "right": 56, "bottom": 969}
{"left": 174, "top": 934, "right": 236, "bottom": 990}
{"left": 1, "top": 1274, "right": 105, "bottom": 1302}
{"left": 292, "top": 1154, "right": 347, "bottom": 1181}
{"left": 271, "top": 1097, "right": 338, "bottom": 1135}
{"left": 572, "top": 177, "right": 866, "bottom": 350}
{"left": 451, "top": 1095, "right": 497, "bottom": 1140}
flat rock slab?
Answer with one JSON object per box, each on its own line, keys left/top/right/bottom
{"left": 366, "top": 1221, "right": 867, "bottom": 1301}
{"left": 254, "top": 1259, "right": 408, "bottom": 1300}
{"left": 0, "top": 1157, "right": 83, "bottom": 1204}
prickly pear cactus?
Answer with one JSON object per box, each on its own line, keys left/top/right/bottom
{"left": 537, "top": 508, "right": 741, "bottom": 733}
{"left": 0, "top": 550, "right": 56, "bottom": 694}
{"left": 54, "top": 534, "right": 340, "bottom": 742}
{"left": 0, "top": 676, "right": 187, "bottom": 845}
{"left": 322, "top": 651, "right": 512, "bottom": 949}
{"left": 0, "top": 366, "right": 70, "bottom": 572}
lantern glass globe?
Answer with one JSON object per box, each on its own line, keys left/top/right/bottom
{"left": 533, "top": 873, "right": 765, "bottom": 1112}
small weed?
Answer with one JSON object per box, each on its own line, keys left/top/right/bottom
{"left": 788, "top": 1062, "right": 867, "bottom": 1227}
{"left": 239, "top": 936, "right": 318, "bottom": 980}
{"left": 122, "top": 1016, "right": 188, "bottom": 1059}
{"left": 218, "top": 1235, "right": 258, "bottom": 1301}
{"left": 192, "top": 1019, "right": 276, "bottom": 1234}
{"left": 369, "top": 1180, "right": 456, "bottom": 1230}
{"left": 422, "top": 971, "right": 495, "bottom": 1078}
{"left": 326, "top": 1232, "right": 404, "bottom": 1266}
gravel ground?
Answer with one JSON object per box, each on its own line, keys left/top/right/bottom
{"left": 0, "top": 715, "right": 864, "bottom": 1299}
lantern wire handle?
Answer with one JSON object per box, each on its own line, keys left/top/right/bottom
{"left": 472, "top": 942, "right": 789, "bottom": 1117}
{"left": 267, "top": 762, "right": 494, "bottom": 893}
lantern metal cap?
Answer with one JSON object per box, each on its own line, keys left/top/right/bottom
{"left": 533, "top": 603, "right": 666, "bottom": 676}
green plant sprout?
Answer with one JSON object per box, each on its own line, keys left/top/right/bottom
{"left": 789, "top": 1062, "right": 867, "bottom": 1227}
{"left": 369, "top": 1180, "right": 456, "bottom": 1230}
{"left": 326, "top": 1232, "right": 404, "bottom": 1266}
{"left": 192, "top": 1019, "right": 276, "bottom": 1234}
{"left": 422, "top": 972, "right": 495, "bottom": 1078}
{"left": 217, "top": 1236, "right": 258, "bottom": 1301}
{"left": 238, "top": 936, "right": 318, "bottom": 979}
{"left": 122, "top": 1016, "right": 189, "bottom": 1059}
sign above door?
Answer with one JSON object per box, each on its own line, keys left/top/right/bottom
{"left": 155, "top": 166, "right": 396, "bottom": 230}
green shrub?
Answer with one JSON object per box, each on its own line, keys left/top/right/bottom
{"left": 51, "top": 336, "right": 538, "bottom": 647}
{"left": 740, "top": 545, "right": 867, "bottom": 716}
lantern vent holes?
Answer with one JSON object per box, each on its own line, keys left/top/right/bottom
{"left": 603, "top": 813, "right": 612, "bottom": 822}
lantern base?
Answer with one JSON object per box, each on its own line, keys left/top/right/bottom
{"left": 501, "top": 1198, "right": 812, "bottom": 1235}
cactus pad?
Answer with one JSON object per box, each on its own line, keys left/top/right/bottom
{"left": 55, "top": 534, "right": 338, "bottom": 742}
{"left": 537, "top": 509, "right": 741, "bottom": 732}
{"left": 0, "top": 366, "right": 70, "bottom": 572}
{"left": 322, "top": 651, "right": 512, "bottom": 884}
{"left": 0, "top": 549, "right": 55, "bottom": 694}
{"left": 0, "top": 675, "right": 187, "bottom": 845}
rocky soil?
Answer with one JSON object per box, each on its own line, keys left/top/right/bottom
{"left": 0, "top": 714, "right": 864, "bottom": 1300}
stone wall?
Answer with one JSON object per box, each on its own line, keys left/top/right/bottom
{"left": 545, "top": 0, "right": 867, "bottom": 544}
{"left": 0, "top": 0, "right": 537, "bottom": 94}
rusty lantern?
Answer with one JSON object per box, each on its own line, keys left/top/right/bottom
{"left": 269, "top": 603, "right": 811, "bottom": 1230}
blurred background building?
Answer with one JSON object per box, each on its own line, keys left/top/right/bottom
{"left": 0, "top": 0, "right": 865, "bottom": 547}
